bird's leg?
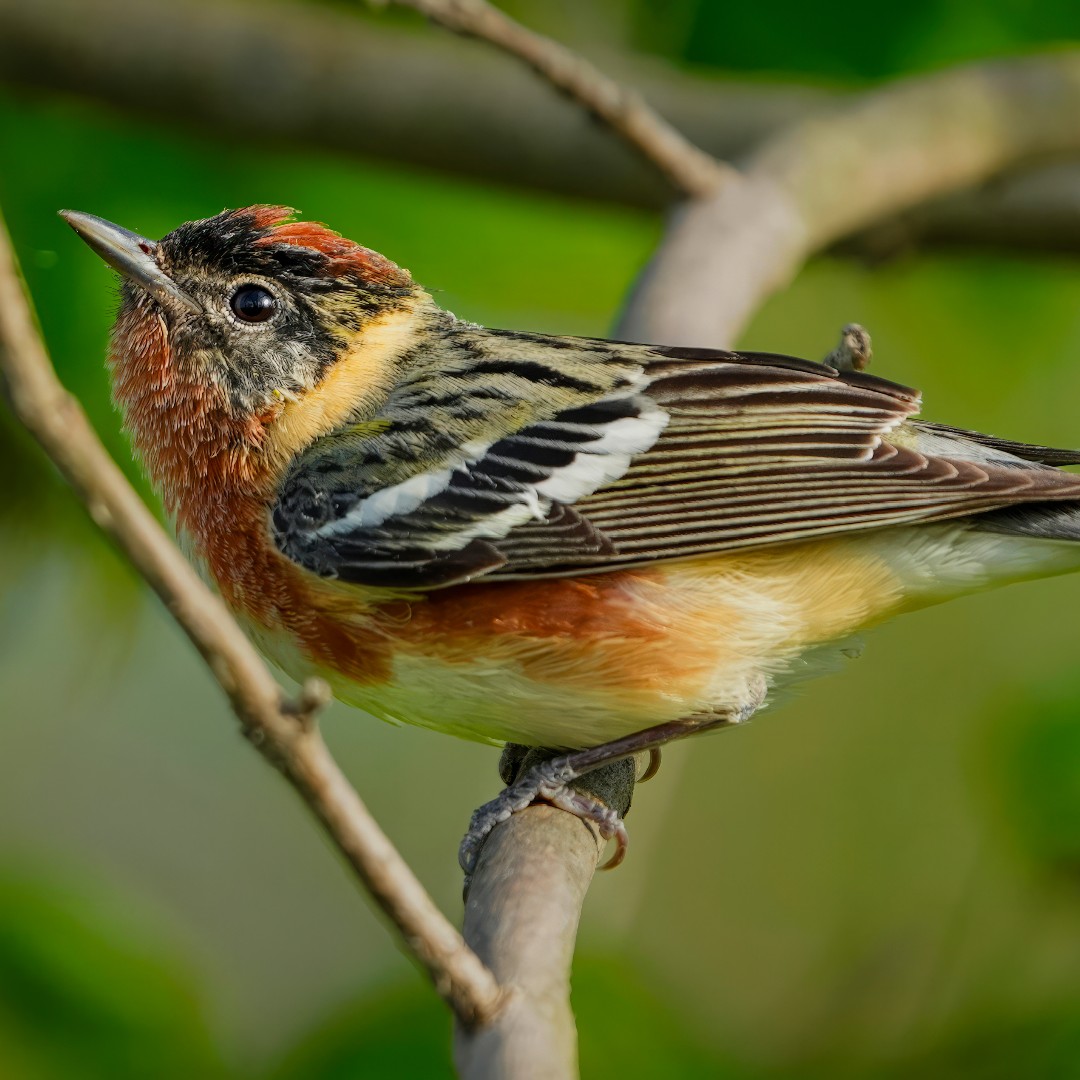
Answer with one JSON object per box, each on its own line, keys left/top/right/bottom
{"left": 459, "top": 706, "right": 755, "bottom": 875}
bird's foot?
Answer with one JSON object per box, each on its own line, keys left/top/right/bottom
{"left": 458, "top": 754, "right": 629, "bottom": 875}
{"left": 459, "top": 708, "right": 759, "bottom": 878}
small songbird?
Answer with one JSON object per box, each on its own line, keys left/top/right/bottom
{"left": 63, "top": 205, "right": 1080, "bottom": 869}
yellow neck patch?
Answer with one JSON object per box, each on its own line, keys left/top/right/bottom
{"left": 262, "top": 297, "right": 427, "bottom": 474}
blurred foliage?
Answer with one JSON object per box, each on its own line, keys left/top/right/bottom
{"left": 885, "top": 1009, "right": 1080, "bottom": 1080}
{"left": 635, "top": 0, "right": 1080, "bottom": 81}
{"left": 4, "top": 0, "right": 1080, "bottom": 1078}
{"left": 0, "top": 872, "right": 756, "bottom": 1080}
{"left": 271, "top": 955, "right": 735, "bottom": 1079}
{"left": 988, "top": 680, "right": 1080, "bottom": 881}
{"left": 270, "top": 982, "right": 455, "bottom": 1080}
{"left": 0, "top": 874, "right": 226, "bottom": 1079}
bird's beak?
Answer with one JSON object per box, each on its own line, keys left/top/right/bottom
{"left": 59, "top": 210, "right": 203, "bottom": 314}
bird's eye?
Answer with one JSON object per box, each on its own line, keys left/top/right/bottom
{"left": 230, "top": 285, "right": 277, "bottom": 323}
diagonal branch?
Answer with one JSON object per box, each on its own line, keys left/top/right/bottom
{"left": 621, "top": 50, "right": 1080, "bottom": 347}
{"left": 0, "top": 209, "right": 504, "bottom": 1030}
{"left": 385, "top": 0, "right": 733, "bottom": 197}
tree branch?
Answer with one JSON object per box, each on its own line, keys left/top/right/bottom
{"left": 454, "top": 749, "right": 637, "bottom": 1077}
{"left": 456, "top": 808, "right": 596, "bottom": 1079}
{"left": 386, "top": 0, "right": 732, "bottom": 198}
{"left": 417, "top": 17, "right": 1080, "bottom": 1076}
{"left": 621, "top": 51, "right": 1080, "bottom": 347}
{"left": 0, "top": 210, "right": 504, "bottom": 1030}
{"left": 5, "top": 0, "right": 1080, "bottom": 255}
{"left": 7, "top": 3, "right": 1080, "bottom": 1074}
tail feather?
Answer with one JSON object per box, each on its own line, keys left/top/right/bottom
{"left": 976, "top": 502, "right": 1080, "bottom": 542}
{"left": 905, "top": 422, "right": 1080, "bottom": 541}
{"left": 918, "top": 422, "right": 1080, "bottom": 467}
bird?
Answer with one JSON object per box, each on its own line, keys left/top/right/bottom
{"left": 61, "top": 204, "right": 1080, "bottom": 871}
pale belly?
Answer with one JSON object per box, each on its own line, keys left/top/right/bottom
{"left": 247, "top": 523, "right": 1080, "bottom": 748}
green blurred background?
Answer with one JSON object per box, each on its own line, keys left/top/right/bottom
{"left": 4, "top": 1, "right": 1080, "bottom": 1076}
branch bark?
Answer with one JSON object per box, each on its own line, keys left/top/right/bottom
{"left": 0, "top": 212, "right": 504, "bottom": 1030}
{"left": 4, "top": 0, "right": 1080, "bottom": 254}
{"left": 621, "top": 51, "right": 1080, "bottom": 346}
{"left": 454, "top": 749, "right": 637, "bottom": 1078}
{"left": 455, "top": 808, "right": 596, "bottom": 1080}
{"left": 389, "top": 0, "right": 732, "bottom": 197}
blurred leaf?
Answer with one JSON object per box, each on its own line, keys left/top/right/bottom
{"left": 989, "top": 681, "right": 1080, "bottom": 879}
{"left": 890, "top": 1009, "right": 1080, "bottom": 1079}
{"left": 270, "top": 981, "right": 453, "bottom": 1080}
{"left": 634, "top": 0, "right": 1080, "bottom": 81}
{"left": 273, "top": 952, "right": 745, "bottom": 1080}
{"left": 0, "top": 873, "right": 227, "bottom": 1080}
{"left": 574, "top": 953, "right": 758, "bottom": 1078}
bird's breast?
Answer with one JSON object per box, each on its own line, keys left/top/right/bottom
{"left": 209, "top": 513, "right": 922, "bottom": 744}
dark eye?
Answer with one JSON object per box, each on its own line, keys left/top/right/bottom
{"left": 230, "top": 285, "right": 277, "bottom": 323}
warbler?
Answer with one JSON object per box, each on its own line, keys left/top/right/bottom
{"left": 62, "top": 205, "right": 1080, "bottom": 869}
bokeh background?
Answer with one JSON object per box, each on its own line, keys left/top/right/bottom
{"left": 4, "top": 1, "right": 1080, "bottom": 1076}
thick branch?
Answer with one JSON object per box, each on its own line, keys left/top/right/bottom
{"left": 0, "top": 212, "right": 504, "bottom": 1029}
{"left": 456, "top": 810, "right": 600, "bottom": 1079}
{"left": 455, "top": 753, "right": 637, "bottom": 1079}
{"left": 334, "top": 4, "right": 1080, "bottom": 1072}
{"left": 5, "top": 0, "right": 1080, "bottom": 254}
{"left": 446, "top": 30, "right": 1080, "bottom": 1079}
{"left": 621, "top": 51, "right": 1080, "bottom": 347}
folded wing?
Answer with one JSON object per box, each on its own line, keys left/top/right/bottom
{"left": 272, "top": 343, "right": 1080, "bottom": 588}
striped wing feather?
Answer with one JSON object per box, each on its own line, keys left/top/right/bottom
{"left": 273, "top": 342, "right": 1080, "bottom": 587}
{"left": 492, "top": 352, "right": 1080, "bottom": 574}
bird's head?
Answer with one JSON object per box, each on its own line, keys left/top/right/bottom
{"left": 63, "top": 206, "right": 432, "bottom": 515}
{"left": 64, "top": 204, "right": 421, "bottom": 415}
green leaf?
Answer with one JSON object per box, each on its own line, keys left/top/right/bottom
{"left": 0, "top": 873, "right": 226, "bottom": 1080}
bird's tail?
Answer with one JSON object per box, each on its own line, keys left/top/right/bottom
{"left": 915, "top": 421, "right": 1080, "bottom": 542}
{"left": 977, "top": 502, "right": 1080, "bottom": 542}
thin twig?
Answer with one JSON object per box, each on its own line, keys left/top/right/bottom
{"left": 386, "top": 0, "right": 733, "bottom": 198}
{"left": 0, "top": 210, "right": 504, "bottom": 1029}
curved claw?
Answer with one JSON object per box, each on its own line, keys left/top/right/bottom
{"left": 638, "top": 747, "right": 662, "bottom": 783}
{"left": 598, "top": 820, "right": 630, "bottom": 870}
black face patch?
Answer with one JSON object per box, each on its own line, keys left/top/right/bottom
{"left": 127, "top": 209, "right": 417, "bottom": 415}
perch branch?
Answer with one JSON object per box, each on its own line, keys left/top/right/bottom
{"left": 455, "top": 809, "right": 605, "bottom": 1078}
{"left": 386, "top": 0, "right": 732, "bottom": 197}
{"left": 0, "top": 210, "right": 504, "bottom": 1029}
{"left": 455, "top": 749, "right": 638, "bottom": 1078}
{"left": 5, "top": 0, "right": 1080, "bottom": 254}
